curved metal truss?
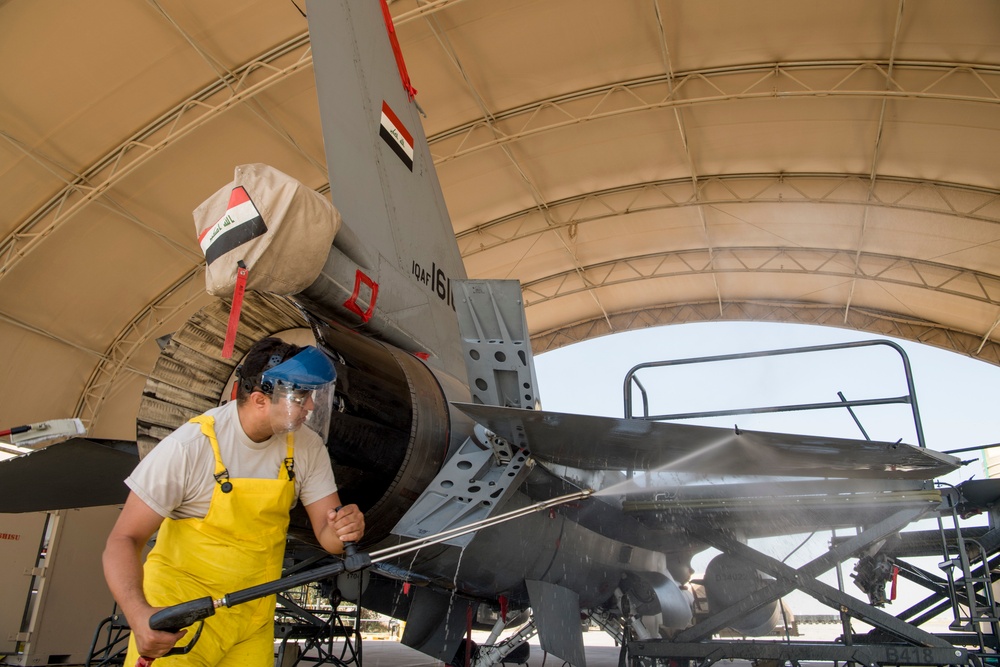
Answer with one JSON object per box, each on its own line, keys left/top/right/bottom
{"left": 530, "top": 300, "right": 1000, "bottom": 368}
{"left": 0, "top": 35, "right": 313, "bottom": 283}
{"left": 428, "top": 60, "right": 1000, "bottom": 163}
{"left": 455, "top": 172, "right": 1000, "bottom": 256}
{"left": 73, "top": 267, "right": 207, "bottom": 432}
{"left": 520, "top": 245, "right": 1000, "bottom": 310}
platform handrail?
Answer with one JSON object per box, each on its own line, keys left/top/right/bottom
{"left": 622, "top": 338, "right": 927, "bottom": 448}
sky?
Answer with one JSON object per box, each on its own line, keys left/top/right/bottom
{"left": 533, "top": 321, "right": 1000, "bottom": 622}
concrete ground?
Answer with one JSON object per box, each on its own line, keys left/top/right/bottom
{"left": 345, "top": 632, "right": 625, "bottom": 666}
{"left": 302, "top": 623, "right": 912, "bottom": 666}
{"left": 285, "top": 627, "right": 626, "bottom": 666}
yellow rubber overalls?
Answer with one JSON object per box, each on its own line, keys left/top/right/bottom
{"left": 126, "top": 415, "right": 296, "bottom": 666}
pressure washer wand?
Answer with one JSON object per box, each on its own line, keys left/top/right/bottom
{"left": 368, "top": 488, "right": 593, "bottom": 563}
{"left": 147, "top": 489, "right": 592, "bottom": 637}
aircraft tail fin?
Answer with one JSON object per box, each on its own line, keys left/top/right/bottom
{"left": 306, "top": 0, "right": 467, "bottom": 375}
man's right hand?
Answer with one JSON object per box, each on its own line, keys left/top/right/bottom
{"left": 130, "top": 605, "right": 188, "bottom": 659}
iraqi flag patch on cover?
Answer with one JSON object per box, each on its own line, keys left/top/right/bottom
{"left": 379, "top": 101, "right": 414, "bottom": 171}
{"left": 198, "top": 186, "right": 267, "bottom": 265}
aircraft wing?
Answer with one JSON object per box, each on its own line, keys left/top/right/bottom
{"left": 453, "top": 403, "right": 960, "bottom": 480}
{"left": 0, "top": 438, "right": 137, "bottom": 512}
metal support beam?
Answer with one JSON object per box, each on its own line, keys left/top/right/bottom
{"left": 675, "top": 507, "right": 951, "bottom": 648}
{"left": 895, "top": 558, "right": 993, "bottom": 613}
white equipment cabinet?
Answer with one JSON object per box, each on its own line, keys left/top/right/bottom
{"left": 1, "top": 506, "right": 120, "bottom": 666}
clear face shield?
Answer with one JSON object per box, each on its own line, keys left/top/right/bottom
{"left": 260, "top": 346, "right": 337, "bottom": 442}
{"left": 268, "top": 382, "right": 335, "bottom": 441}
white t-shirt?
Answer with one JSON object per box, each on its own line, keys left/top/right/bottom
{"left": 126, "top": 401, "right": 338, "bottom": 520}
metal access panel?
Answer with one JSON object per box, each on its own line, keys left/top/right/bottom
{"left": 0, "top": 512, "right": 46, "bottom": 655}
{"left": 6, "top": 506, "right": 120, "bottom": 666}
{"left": 454, "top": 280, "right": 540, "bottom": 409}
{"left": 391, "top": 434, "right": 533, "bottom": 547}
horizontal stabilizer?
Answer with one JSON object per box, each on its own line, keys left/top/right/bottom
{"left": 0, "top": 438, "right": 138, "bottom": 512}
{"left": 4, "top": 417, "right": 85, "bottom": 448}
{"left": 453, "top": 403, "right": 960, "bottom": 480}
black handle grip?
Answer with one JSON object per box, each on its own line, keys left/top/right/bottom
{"left": 341, "top": 541, "right": 370, "bottom": 573}
{"left": 335, "top": 505, "right": 369, "bottom": 572}
{"left": 149, "top": 596, "right": 215, "bottom": 632}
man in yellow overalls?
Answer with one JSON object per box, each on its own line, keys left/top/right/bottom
{"left": 104, "top": 337, "right": 365, "bottom": 666}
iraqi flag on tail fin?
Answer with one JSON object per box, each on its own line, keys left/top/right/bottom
{"left": 198, "top": 186, "right": 267, "bottom": 265}
{"left": 379, "top": 101, "right": 414, "bottom": 171}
